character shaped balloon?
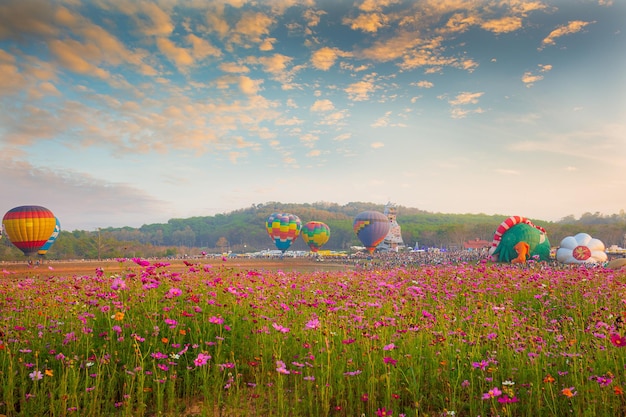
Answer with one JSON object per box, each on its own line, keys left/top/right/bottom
{"left": 556, "top": 233, "right": 607, "bottom": 264}
{"left": 353, "top": 211, "right": 391, "bottom": 254}
{"left": 301, "top": 221, "right": 330, "bottom": 252}
{"left": 489, "top": 216, "right": 550, "bottom": 263}
{"left": 2, "top": 205, "right": 57, "bottom": 256}
{"left": 265, "top": 213, "right": 302, "bottom": 253}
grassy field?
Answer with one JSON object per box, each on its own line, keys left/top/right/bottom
{"left": 1, "top": 258, "right": 626, "bottom": 416}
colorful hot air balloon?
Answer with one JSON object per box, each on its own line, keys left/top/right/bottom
{"left": 353, "top": 211, "right": 391, "bottom": 254}
{"left": 38, "top": 217, "right": 61, "bottom": 256}
{"left": 2, "top": 205, "right": 57, "bottom": 256}
{"left": 265, "top": 212, "right": 302, "bottom": 253}
{"left": 301, "top": 221, "right": 330, "bottom": 252}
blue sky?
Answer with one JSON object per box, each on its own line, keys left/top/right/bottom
{"left": 0, "top": 0, "right": 624, "bottom": 231}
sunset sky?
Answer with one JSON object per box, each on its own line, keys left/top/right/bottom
{"left": 1, "top": 0, "right": 624, "bottom": 231}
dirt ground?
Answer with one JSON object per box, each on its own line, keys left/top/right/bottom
{"left": 1, "top": 257, "right": 353, "bottom": 278}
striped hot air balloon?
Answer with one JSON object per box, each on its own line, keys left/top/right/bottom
{"left": 301, "top": 221, "right": 330, "bottom": 252}
{"left": 2, "top": 205, "right": 57, "bottom": 256}
{"left": 38, "top": 217, "right": 61, "bottom": 256}
{"left": 265, "top": 212, "right": 302, "bottom": 253}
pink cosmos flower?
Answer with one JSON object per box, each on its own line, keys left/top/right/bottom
{"left": 29, "top": 370, "right": 43, "bottom": 381}
{"left": 305, "top": 316, "right": 320, "bottom": 330}
{"left": 194, "top": 353, "right": 211, "bottom": 367}
{"left": 383, "top": 357, "right": 398, "bottom": 366}
{"left": 272, "top": 323, "right": 290, "bottom": 333}
{"left": 111, "top": 278, "right": 127, "bottom": 291}
{"left": 376, "top": 407, "right": 393, "bottom": 416}
{"left": 276, "top": 360, "right": 290, "bottom": 374}
{"left": 482, "top": 387, "right": 502, "bottom": 399}
{"left": 498, "top": 395, "right": 519, "bottom": 403}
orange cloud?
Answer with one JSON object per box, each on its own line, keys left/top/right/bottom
{"left": 481, "top": 16, "right": 522, "bottom": 33}
{"left": 343, "top": 13, "right": 388, "bottom": 33}
{"left": 48, "top": 39, "right": 110, "bottom": 78}
{"left": 156, "top": 38, "right": 194, "bottom": 69}
{"left": 540, "top": 20, "right": 594, "bottom": 49}
{"left": 187, "top": 34, "right": 222, "bottom": 59}
{"left": 0, "top": 49, "right": 26, "bottom": 95}
{"left": 234, "top": 11, "right": 274, "bottom": 42}
{"left": 311, "top": 47, "right": 350, "bottom": 70}
{"left": 345, "top": 79, "right": 376, "bottom": 101}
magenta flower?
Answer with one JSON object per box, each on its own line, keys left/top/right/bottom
{"left": 383, "top": 357, "right": 398, "bottom": 366}
{"left": 165, "top": 288, "right": 182, "bottom": 298}
{"left": 193, "top": 353, "right": 211, "bottom": 367}
{"left": 610, "top": 333, "right": 626, "bottom": 347}
{"left": 383, "top": 343, "right": 396, "bottom": 351}
{"left": 376, "top": 407, "right": 393, "bottom": 416}
{"left": 482, "top": 387, "right": 503, "bottom": 399}
{"left": 132, "top": 258, "right": 151, "bottom": 267}
{"left": 498, "top": 395, "right": 519, "bottom": 403}
{"left": 305, "top": 316, "right": 320, "bottom": 330}
{"left": 111, "top": 278, "right": 127, "bottom": 291}
{"left": 272, "top": 323, "right": 290, "bottom": 333}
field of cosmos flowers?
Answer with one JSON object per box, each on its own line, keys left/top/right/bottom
{"left": 1, "top": 257, "right": 626, "bottom": 417}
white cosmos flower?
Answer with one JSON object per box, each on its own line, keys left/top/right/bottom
{"left": 556, "top": 233, "right": 607, "bottom": 264}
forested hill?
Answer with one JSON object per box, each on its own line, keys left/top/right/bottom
{"left": 1, "top": 202, "right": 624, "bottom": 261}
{"left": 98, "top": 203, "right": 626, "bottom": 253}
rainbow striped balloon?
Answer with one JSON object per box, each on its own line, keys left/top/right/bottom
{"left": 265, "top": 212, "right": 302, "bottom": 253}
{"left": 301, "top": 221, "right": 330, "bottom": 252}
{"left": 2, "top": 205, "right": 57, "bottom": 256}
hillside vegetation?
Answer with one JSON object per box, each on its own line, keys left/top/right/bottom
{"left": 1, "top": 202, "right": 624, "bottom": 261}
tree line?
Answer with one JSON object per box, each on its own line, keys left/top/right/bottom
{"left": 1, "top": 202, "right": 624, "bottom": 261}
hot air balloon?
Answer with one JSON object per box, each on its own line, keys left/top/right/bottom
{"left": 2, "top": 205, "right": 57, "bottom": 256}
{"left": 556, "top": 233, "right": 607, "bottom": 264}
{"left": 38, "top": 217, "right": 61, "bottom": 256}
{"left": 301, "top": 221, "right": 330, "bottom": 252}
{"left": 488, "top": 216, "right": 550, "bottom": 263}
{"left": 353, "top": 211, "right": 390, "bottom": 254}
{"left": 265, "top": 213, "right": 302, "bottom": 253}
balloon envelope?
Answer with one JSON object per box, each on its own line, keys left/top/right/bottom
{"left": 556, "top": 232, "right": 607, "bottom": 264}
{"left": 353, "top": 211, "right": 390, "bottom": 254}
{"left": 2, "top": 205, "right": 57, "bottom": 256}
{"left": 38, "top": 217, "right": 61, "bottom": 256}
{"left": 265, "top": 213, "right": 302, "bottom": 252}
{"left": 301, "top": 221, "right": 330, "bottom": 252}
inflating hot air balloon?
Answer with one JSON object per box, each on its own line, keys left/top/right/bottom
{"left": 353, "top": 211, "right": 390, "bottom": 254}
{"left": 488, "top": 216, "right": 550, "bottom": 263}
{"left": 2, "top": 205, "right": 57, "bottom": 256}
{"left": 265, "top": 212, "right": 302, "bottom": 253}
{"left": 556, "top": 233, "right": 607, "bottom": 264}
{"left": 38, "top": 217, "right": 61, "bottom": 256}
{"left": 301, "top": 221, "right": 330, "bottom": 252}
